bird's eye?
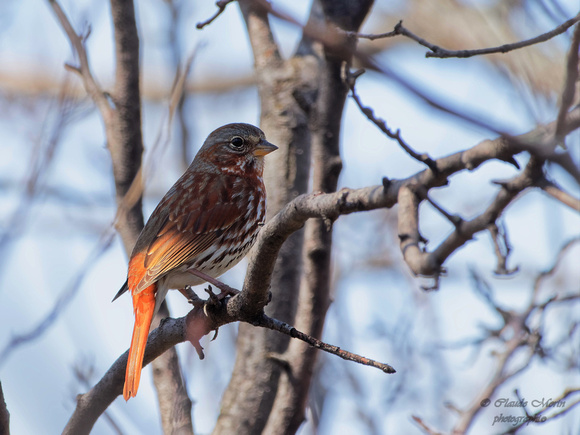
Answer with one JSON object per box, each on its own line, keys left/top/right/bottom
{"left": 230, "top": 136, "right": 244, "bottom": 149}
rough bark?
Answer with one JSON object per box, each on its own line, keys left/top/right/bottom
{"left": 213, "top": 1, "right": 316, "bottom": 433}
{"left": 108, "top": 0, "right": 145, "bottom": 251}
{"left": 263, "top": 1, "right": 374, "bottom": 433}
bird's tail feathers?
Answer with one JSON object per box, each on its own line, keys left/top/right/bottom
{"left": 123, "top": 284, "right": 156, "bottom": 401}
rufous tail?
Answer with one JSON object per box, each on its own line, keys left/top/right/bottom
{"left": 124, "top": 284, "right": 156, "bottom": 401}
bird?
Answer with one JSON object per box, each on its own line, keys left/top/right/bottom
{"left": 113, "top": 123, "right": 277, "bottom": 400}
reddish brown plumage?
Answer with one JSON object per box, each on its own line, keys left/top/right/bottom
{"left": 117, "top": 123, "right": 277, "bottom": 400}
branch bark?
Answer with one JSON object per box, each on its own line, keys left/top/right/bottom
{"left": 354, "top": 13, "right": 580, "bottom": 59}
{"left": 63, "top": 290, "right": 395, "bottom": 434}
{"left": 264, "top": 1, "right": 373, "bottom": 432}
{"left": 213, "top": 0, "right": 316, "bottom": 433}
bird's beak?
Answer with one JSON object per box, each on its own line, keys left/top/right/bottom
{"left": 253, "top": 140, "right": 278, "bottom": 156}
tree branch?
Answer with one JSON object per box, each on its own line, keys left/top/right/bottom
{"left": 535, "top": 177, "right": 580, "bottom": 211}
{"left": 346, "top": 68, "right": 438, "bottom": 172}
{"left": 64, "top": 316, "right": 186, "bottom": 435}
{"left": 488, "top": 222, "right": 518, "bottom": 276}
{"left": 196, "top": 0, "right": 235, "bottom": 29}
{"left": 256, "top": 315, "right": 395, "bottom": 373}
{"left": 46, "top": 0, "right": 112, "bottom": 119}
{"left": 506, "top": 388, "right": 580, "bottom": 433}
{"left": 353, "top": 14, "right": 580, "bottom": 59}
{"left": 215, "top": 0, "right": 316, "bottom": 432}
{"left": 264, "top": 1, "right": 373, "bottom": 432}
{"left": 64, "top": 289, "right": 395, "bottom": 434}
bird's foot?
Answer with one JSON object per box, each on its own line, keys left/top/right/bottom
{"left": 203, "top": 285, "right": 221, "bottom": 313}
{"left": 204, "top": 284, "right": 238, "bottom": 303}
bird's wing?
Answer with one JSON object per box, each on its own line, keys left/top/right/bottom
{"left": 130, "top": 175, "right": 247, "bottom": 294}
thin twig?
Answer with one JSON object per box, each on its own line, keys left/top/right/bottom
{"left": 354, "top": 15, "right": 580, "bottom": 59}
{"left": 186, "top": 273, "right": 391, "bottom": 374}
{"left": 196, "top": 0, "right": 235, "bottom": 29}
{"left": 422, "top": 191, "right": 463, "bottom": 228}
{"left": 488, "top": 222, "right": 519, "bottom": 276}
{"left": 536, "top": 177, "right": 580, "bottom": 211}
{"left": 0, "top": 78, "right": 80, "bottom": 269}
{"left": 46, "top": 0, "right": 111, "bottom": 117}
{"left": 255, "top": 315, "right": 396, "bottom": 374}
{"left": 411, "top": 415, "right": 443, "bottom": 435}
{"left": 533, "top": 236, "right": 580, "bottom": 296}
{"left": 345, "top": 68, "right": 438, "bottom": 172}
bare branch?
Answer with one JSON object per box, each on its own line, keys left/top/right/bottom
{"left": 64, "top": 316, "right": 186, "bottom": 435}
{"left": 451, "top": 312, "right": 536, "bottom": 433}
{"left": 244, "top": 108, "right": 579, "bottom": 299}
{"left": 255, "top": 315, "right": 395, "bottom": 374}
{"left": 422, "top": 190, "right": 463, "bottom": 228}
{"left": 533, "top": 236, "right": 580, "bottom": 295}
{"left": 488, "top": 222, "right": 519, "bottom": 276}
{"left": 46, "top": 0, "right": 112, "bottom": 119}
{"left": 353, "top": 14, "right": 580, "bottom": 59}
{"left": 247, "top": 1, "right": 580, "bottom": 181}
{"left": 64, "top": 287, "right": 394, "bottom": 433}
{"left": 0, "top": 78, "right": 82, "bottom": 268}
{"left": 196, "top": 0, "right": 235, "bottom": 29}
{"left": 412, "top": 415, "right": 443, "bottom": 435}
{"left": 429, "top": 158, "right": 542, "bottom": 274}
{"left": 346, "top": 68, "right": 438, "bottom": 172}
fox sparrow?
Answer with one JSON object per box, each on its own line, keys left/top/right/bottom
{"left": 113, "top": 123, "right": 277, "bottom": 400}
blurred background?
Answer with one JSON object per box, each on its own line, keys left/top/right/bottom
{"left": 0, "top": 0, "right": 579, "bottom": 434}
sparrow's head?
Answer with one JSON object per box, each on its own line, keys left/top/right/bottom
{"left": 195, "top": 123, "right": 278, "bottom": 176}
